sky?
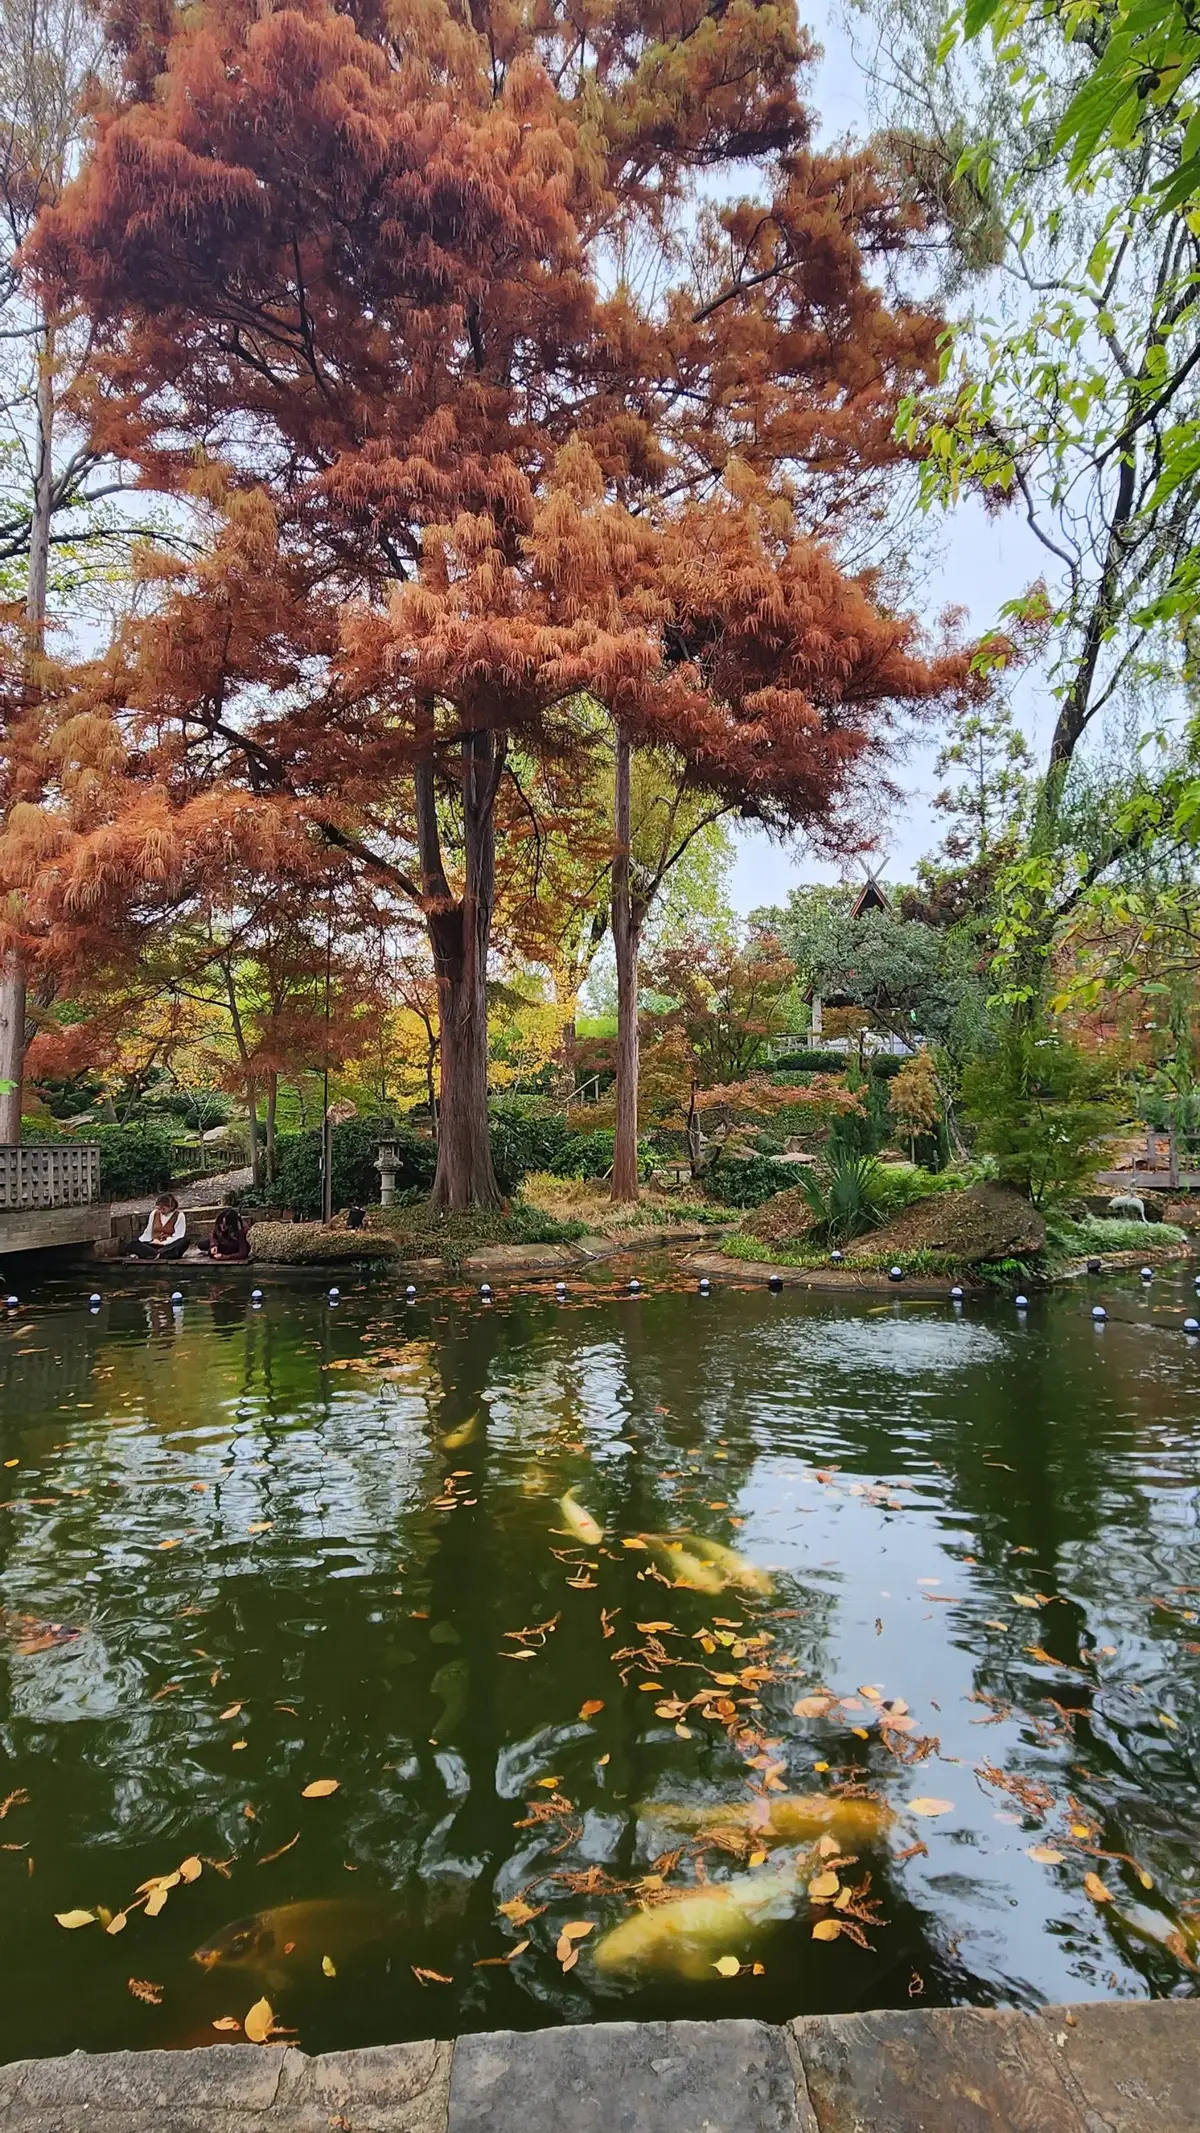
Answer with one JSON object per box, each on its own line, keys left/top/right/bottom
{"left": 730, "top": 0, "right": 1050, "bottom": 914}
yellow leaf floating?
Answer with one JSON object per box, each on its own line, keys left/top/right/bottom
{"left": 579, "top": 1700, "right": 604, "bottom": 1720}
{"left": 808, "top": 1872, "right": 840, "bottom": 1900}
{"left": 144, "top": 1887, "right": 170, "bottom": 1918}
{"left": 178, "top": 1857, "right": 202, "bottom": 1883}
{"left": 713, "top": 1955, "right": 740, "bottom": 1977}
{"left": 1084, "top": 1872, "right": 1114, "bottom": 1904}
{"left": 244, "top": 1997, "right": 274, "bottom": 2044}
{"left": 1027, "top": 1847, "right": 1064, "bottom": 1865}
{"left": 793, "top": 1695, "right": 832, "bottom": 1718}
{"left": 812, "top": 1920, "right": 841, "bottom": 1942}
{"left": 301, "top": 1779, "right": 340, "bottom": 1799}
{"left": 321, "top": 1955, "right": 336, "bottom": 1977}
{"left": 107, "top": 1912, "right": 128, "bottom": 1935}
{"left": 560, "top": 1921, "right": 593, "bottom": 1942}
{"left": 909, "top": 1797, "right": 954, "bottom": 1818}
{"left": 55, "top": 1909, "right": 95, "bottom": 1930}
{"left": 212, "top": 2016, "right": 241, "bottom": 2032}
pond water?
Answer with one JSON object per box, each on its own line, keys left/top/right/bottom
{"left": 1, "top": 1260, "right": 1199, "bottom": 2061}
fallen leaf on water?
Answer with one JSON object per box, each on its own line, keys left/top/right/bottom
{"left": 749, "top": 1849, "right": 768, "bottom": 1867}
{"left": 474, "top": 1940, "right": 530, "bottom": 1967}
{"left": 713, "top": 1955, "right": 740, "bottom": 1977}
{"left": 106, "top": 1912, "right": 128, "bottom": 1935}
{"left": 212, "top": 2017, "right": 241, "bottom": 2032}
{"left": 178, "top": 1857, "right": 202, "bottom": 1883}
{"left": 558, "top": 1946, "right": 579, "bottom": 1973}
{"left": 144, "top": 1887, "right": 170, "bottom": 1917}
{"left": 560, "top": 1921, "right": 593, "bottom": 1942}
{"left": 812, "top": 1920, "right": 841, "bottom": 1942}
{"left": 258, "top": 1833, "right": 300, "bottom": 1867}
{"left": 55, "top": 1909, "right": 94, "bottom": 1929}
{"left": 157, "top": 1538, "right": 182, "bottom": 1552}
{"left": 244, "top": 1996, "right": 274, "bottom": 2043}
{"left": 247, "top": 1523, "right": 272, "bottom": 1535}
{"left": 984, "top": 1620, "right": 1010, "bottom": 1631}
{"left": 499, "top": 1649, "right": 536, "bottom": 1661}
{"left": 1084, "top": 1872, "right": 1113, "bottom": 1904}
{"left": 322, "top": 1955, "right": 336, "bottom": 1977}
{"left": 909, "top": 1798, "right": 954, "bottom": 1818}
{"left": 301, "top": 1779, "right": 339, "bottom": 1799}
{"left": 818, "top": 1834, "right": 840, "bottom": 1858}
{"left": 579, "top": 1700, "right": 604, "bottom": 1720}
{"left": 128, "top": 1978, "right": 162, "bottom": 2005}
{"left": 1158, "top": 1711, "right": 1179, "bottom": 1730}
{"left": 219, "top": 1705, "right": 242, "bottom": 1721}
{"left": 793, "top": 1695, "right": 832, "bottom": 1718}
{"left": 808, "top": 1872, "right": 840, "bottom": 1900}
{"left": 1028, "top": 1847, "right": 1063, "bottom": 1865}
{"left": 411, "top": 1966, "right": 453, "bottom": 1985}
{"left": 497, "top": 1897, "right": 542, "bottom": 1926}
{"left": 621, "top": 1538, "right": 647, "bottom": 1550}
{"left": 637, "top": 1622, "right": 676, "bottom": 1634}
{"left": 1011, "top": 1594, "right": 1040, "bottom": 1609}
{"left": 231, "top": 1740, "right": 248, "bottom": 1752}
{"left": 535, "top": 1776, "right": 561, "bottom": 1790}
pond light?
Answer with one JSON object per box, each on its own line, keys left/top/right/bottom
{"left": 555, "top": 1280, "right": 567, "bottom": 1296}
{"left": 629, "top": 1277, "right": 641, "bottom": 1293}
{"left": 251, "top": 1288, "right": 263, "bottom": 1302}
{"left": 1185, "top": 1318, "right": 1199, "bottom": 1335}
{"left": 480, "top": 1283, "right": 493, "bottom": 1299}
{"left": 1140, "top": 1267, "right": 1153, "bottom": 1282}
{"left": 1087, "top": 1257, "right": 1102, "bottom": 1274}
{"left": 171, "top": 1291, "right": 183, "bottom": 1305}
{"left": 89, "top": 1293, "right": 101, "bottom": 1307}
{"left": 405, "top": 1284, "right": 416, "bottom": 1300}
{"left": 950, "top": 1285, "right": 963, "bottom": 1302}
{"left": 768, "top": 1273, "right": 783, "bottom": 1290}
{"left": 4, "top": 1296, "right": 17, "bottom": 1309}
{"left": 830, "top": 1249, "right": 843, "bottom": 1265}
{"left": 1015, "top": 1294, "right": 1029, "bottom": 1309}
{"left": 1092, "top": 1305, "right": 1108, "bottom": 1322}
{"left": 328, "top": 1286, "right": 340, "bottom": 1302}
{"left": 699, "top": 1277, "right": 710, "bottom": 1293}
{"left": 888, "top": 1266, "right": 903, "bottom": 1283}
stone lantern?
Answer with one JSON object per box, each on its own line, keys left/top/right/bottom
{"left": 375, "top": 1137, "right": 400, "bottom": 1207}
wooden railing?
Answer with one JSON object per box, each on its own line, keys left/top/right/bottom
{"left": 0, "top": 1143, "right": 101, "bottom": 1209}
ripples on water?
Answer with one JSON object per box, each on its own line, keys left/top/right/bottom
{"left": 0, "top": 1265, "right": 1198, "bottom": 2059}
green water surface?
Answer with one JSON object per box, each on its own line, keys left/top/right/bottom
{"left": 1, "top": 1260, "right": 1198, "bottom": 2060}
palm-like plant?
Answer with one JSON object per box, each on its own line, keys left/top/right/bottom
{"left": 797, "top": 1150, "right": 889, "bottom": 1245}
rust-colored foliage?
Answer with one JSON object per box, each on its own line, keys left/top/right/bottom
{"left": 22, "top": 0, "right": 986, "bottom": 1204}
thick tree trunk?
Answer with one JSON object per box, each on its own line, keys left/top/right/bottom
{"left": 0, "top": 957, "right": 26, "bottom": 1143}
{"left": 611, "top": 730, "right": 643, "bottom": 1203}
{"left": 418, "top": 725, "right": 504, "bottom": 1210}
{"left": 0, "top": 317, "right": 54, "bottom": 1143}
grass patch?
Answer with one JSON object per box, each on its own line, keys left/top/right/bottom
{"left": 523, "top": 1173, "right": 730, "bottom": 1235}
{"left": 1044, "top": 1213, "right": 1189, "bottom": 1256}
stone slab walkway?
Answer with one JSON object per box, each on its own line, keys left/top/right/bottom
{"left": 2, "top": 2001, "right": 1198, "bottom": 2133}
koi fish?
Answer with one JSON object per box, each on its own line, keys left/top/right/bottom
{"left": 640, "top": 1538, "right": 726, "bottom": 1592}
{"left": 441, "top": 1413, "right": 479, "bottom": 1451}
{"left": 593, "top": 1862, "right": 802, "bottom": 1979}
{"left": 193, "top": 1897, "right": 395, "bottom": 1978}
{"left": 640, "top": 1793, "right": 894, "bottom": 1847}
{"left": 560, "top": 1492, "right": 604, "bottom": 1546}
{"left": 669, "top": 1534, "right": 773, "bottom": 1597}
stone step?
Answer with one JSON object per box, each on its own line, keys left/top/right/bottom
{"left": 2, "top": 2000, "right": 1196, "bottom": 2132}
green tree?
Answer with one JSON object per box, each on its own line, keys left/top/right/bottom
{"left": 961, "top": 1028, "right": 1117, "bottom": 1204}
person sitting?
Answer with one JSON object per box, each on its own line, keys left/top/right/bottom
{"left": 131, "top": 1192, "right": 188, "bottom": 1260}
{"left": 207, "top": 1204, "right": 251, "bottom": 1261}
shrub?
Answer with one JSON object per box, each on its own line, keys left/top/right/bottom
{"left": 868, "top": 1054, "right": 906, "bottom": 1081}
{"left": 270, "top": 1118, "right": 435, "bottom": 1218}
{"left": 547, "top": 1128, "right": 616, "bottom": 1179}
{"left": 489, "top": 1109, "right": 571, "bottom": 1192}
{"left": 771, "top": 1049, "right": 848, "bottom": 1073}
{"left": 703, "top": 1154, "right": 798, "bottom": 1207}
{"left": 89, "top": 1122, "right": 176, "bottom": 1199}
{"left": 962, "top": 1030, "right": 1118, "bottom": 1206}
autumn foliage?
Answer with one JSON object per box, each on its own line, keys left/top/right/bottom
{"left": 5, "top": 0, "right": 991, "bottom": 1203}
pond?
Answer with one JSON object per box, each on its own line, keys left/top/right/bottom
{"left": 1, "top": 1259, "right": 1199, "bottom": 2061}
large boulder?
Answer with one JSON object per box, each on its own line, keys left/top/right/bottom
{"left": 847, "top": 1183, "right": 1046, "bottom": 1264}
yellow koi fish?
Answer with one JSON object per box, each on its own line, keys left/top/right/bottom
{"left": 593, "top": 1862, "right": 801, "bottom": 1979}
{"left": 441, "top": 1413, "right": 480, "bottom": 1451}
{"left": 640, "top": 1793, "right": 894, "bottom": 1848}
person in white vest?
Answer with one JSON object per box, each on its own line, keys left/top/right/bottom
{"left": 131, "top": 1192, "right": 188, "bottom": 1260}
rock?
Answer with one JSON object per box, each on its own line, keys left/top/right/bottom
{"left": 847, "top": 1183, "right": 1046, "bottom": 1265}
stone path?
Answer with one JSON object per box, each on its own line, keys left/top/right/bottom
{"left": 3, "top": 2000, "right": 1197, "bottom": 2132}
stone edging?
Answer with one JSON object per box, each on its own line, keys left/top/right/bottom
{"left": 2, "top": 1999, "right": 1197, "bottom": 2131}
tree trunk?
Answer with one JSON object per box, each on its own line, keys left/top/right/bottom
{"left": 611, "top": 729, "right": 643, "bottom": 1203}
{"left": 265, "top": 1071, "right": 277, "bottom": 1183}
{"left": 247, "top": 1081, "right": 262, "bottom": 1188}
{"left": 417, "top": 724, "right": 504, "bottom": 1210}
{"left": 0, "top": 315, "right": 55, "bottom": 1143}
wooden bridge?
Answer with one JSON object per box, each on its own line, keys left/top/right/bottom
{"left": 0, "top": 1143, "right": 110, "bottom": 1257}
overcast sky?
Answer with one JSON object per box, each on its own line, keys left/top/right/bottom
{"left": 730, "top": 1, "right": 1050, "bottom": 912}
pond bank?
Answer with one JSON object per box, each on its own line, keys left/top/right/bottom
{"left": 3, "top": 1998, "right": 1194, "bottom": 2130}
